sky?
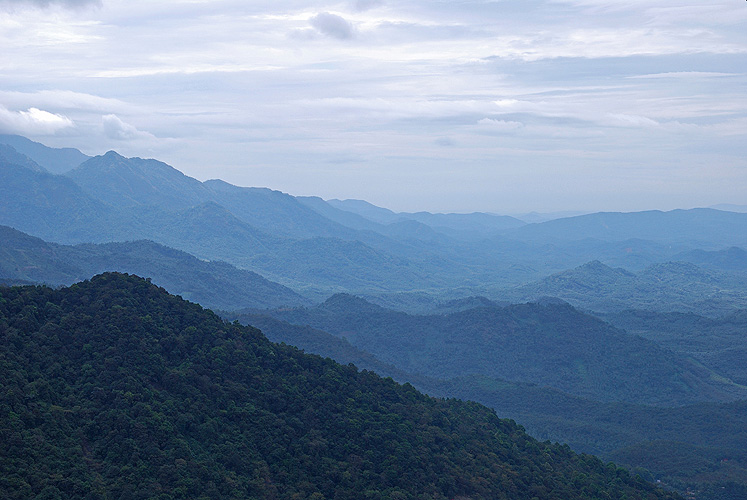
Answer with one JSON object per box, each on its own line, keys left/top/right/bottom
{"left": 1, "top": 0, "right": 746, "bottom": 214}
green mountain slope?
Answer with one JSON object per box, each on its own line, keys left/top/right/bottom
{"left": 227, "top": 310, "right": 747, "bottom": 499}
{"left": 0, "top": 273, "right": 679, "bottom": 500}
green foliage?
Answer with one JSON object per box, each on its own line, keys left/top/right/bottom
{"left": 0, "top": 273, "right": 679, "bottom": 499}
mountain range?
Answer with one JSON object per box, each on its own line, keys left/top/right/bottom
{"left": 3, "top": 133, "right": 747, "bottom": 499}
{"left": 3, "top": 134, "right": 747, "bottom": 301}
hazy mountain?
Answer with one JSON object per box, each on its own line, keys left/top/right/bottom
{"left": 503, "top": 209, "right": 747, "bottom": 247}
{"left": 0, "top": 273, "right": 678, "bottom": 500}
{"left": 66, "top": 150, "right": 212, "bottom": 210}
{"left": 502, "top": 260, "right": 747, "bottom": 316}
{"left": 0, "top": 134, "right": 89, "bottom": 174}
{"left": 0, "top": 225, "right": 307, "bottom": 310}
{"left": 709, "top": 203, "right": 747, "bottom": 213}
{"left": 327, "top": 198, "right": 526, "bottom": 237}
{"left": 511, "top": 210, "right": 591, "bottom": 224}
{"left": 203, "top": 179, "right": 360, "bottom": 240}
{"left": 601, "top": 308, "right": 747, "bottom": 386}
{"left": 0, "top": 144, "right": 46, "bottom": 173}
{"left": 297, "top": 195, "right": 388, "bottom": 232}
{"left": 5, "top": 137, "right": 747, "bottom": 301}
{"left": 264, "top": 295, "right": 745, "bottom": 406}
{"left": 0, "top": 154, "right": 132, "bottom": 243}
{"left": 675, "top": 246, "right": 747, "bottom": 274}
{"left": 327, "top": 198, "right": 400, "bottom": 224}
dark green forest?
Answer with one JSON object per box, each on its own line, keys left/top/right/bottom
{"left": 0, "top": 274, "right": 680, "bottom": 499}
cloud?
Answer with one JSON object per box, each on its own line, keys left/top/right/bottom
{"left": 310, "top": 12, "right": 355, "bottom": 40}
{"left": 0, "top": 0, "right": 100, "bottom": 9}
{"left": 354, "top": 0, "right": 384, "bottom": 12}
{"left": 102, "top": 114, "right": 154, "bottom": 141}
{"left": 0, "top": 105, "right": 75, "bottom": 135}
{"left": 477, "top": 118, "right": 524, "bottom": 131}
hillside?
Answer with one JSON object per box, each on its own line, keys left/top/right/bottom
{"left": 0, "top": 273, "right": 678, "bottom": 500}
{"left": 601, "top": 309, "right": 747, "bottom": 386}
{"left": 227, "top": 309, "right": 747, "bottom": 498}
{"left": 0, "top": 134, "right": 89, "bottom": 174}
{"left": 501, "top": 260, "right": 747, "bottom": 316}
{"left": 0, "top": 226, "right": 307, "bottom": 310}
{"left": 263, "top": 295, "right": 746, "bottom": 406}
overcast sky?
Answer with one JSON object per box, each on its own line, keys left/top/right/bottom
{"left": 1, "top": 0, "right": 746, "bottom": 213}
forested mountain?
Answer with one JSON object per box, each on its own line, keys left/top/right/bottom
{"left": 500, "top": 260, "right": 747, "bottom": 316}
{"left": 601, "top": 309, "right": 747, "bottom": 387}
{"left": 0, "top": 273, "right": 679, "bottom": 500}
{"left": 0, "top": 226, "right": 307, "bottom": 310}
{"left": 259, "top": 295, "right": 746, "bottom": 406}
{"left": 674, "top": 247, "right": 747, "bottom": 274}
{"left": 227, "top": 309, "right": 747, "bottom": 498}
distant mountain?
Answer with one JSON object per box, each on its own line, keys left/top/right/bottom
{"left": 327, "top": 198, "right": 526, "bottom": 237}
{"left": 0, "top": 133, "right": 89, "bottom": 174}
{"left": 0, "top": 144, "right": 46, "bottom": 173}
{"left": 203, "top": 180, "right": 359, "bottom": 240}
{"left": 601, "top": 308, "right": 747, "bottom": 386}
{"left": 709, "top": 203, "right": 747, "bottom": 213}
{"left": 511, "top": 210, "right": 591, "bottom": 224}
{"left": 0, "top": 225, "right": 307, "bottom": 310}
{"left": 502, "top": 260, "right": 747, "bottom": 316}
{"left": 0, "top": 273, "right": 678, "bottom": 500}
{"left": 327, "top": 198, "right": 400, "bottom": 224}
{"left": 5, "top": 136, "right": 746, "bottom": 299}
{"left": 265, "top": 295, "right": 745, "bottom": 406}
{"left": 675, "top": 246, "right": 747, "bottom": 274}
{"left": 503, "top": 209, "right": 747, "bottom": 247}
{"left": 0, "top": 153, "right": 132, "bottom": 243}
{"left": 67, "top": 150, "right": 211, "bottom": 210}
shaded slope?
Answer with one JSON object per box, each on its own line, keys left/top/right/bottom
{"left": 0, "top": 226, "right": 307, "bottom": 310}
{"left": 0, "top": 273, "right": 678, "bottom": 500}
{"left": 67, "top": 151, "right": 212, "bottom": 210}
{"left": 0, "top": 134, "right": 89, "bottom": 174}
{"left": 0, "top": 156, "right": 132, "bottom": 244}
{"left": 267, "top": 296, "right": 746, "bottom": 406}
{"left": 503, "top": 260, "right": 747, "bottom": 316}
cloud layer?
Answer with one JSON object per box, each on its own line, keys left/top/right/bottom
{"left": 1, "top": 0, "right": 745, "bottom": 212}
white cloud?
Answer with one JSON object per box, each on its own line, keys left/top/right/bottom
{"left": 0, "top": 105, "right": 74, "bottom": 135}
{"left": 477, "top": 118, "right": 524, "bottom": 131}
{"left": 102, "top": 114, "right": 154, "bottom": 141}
